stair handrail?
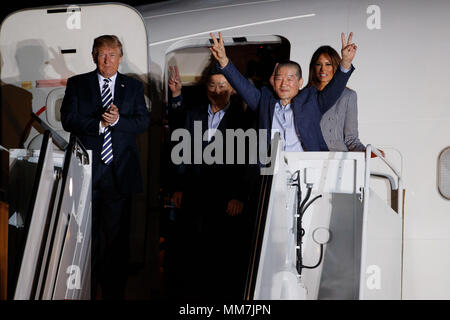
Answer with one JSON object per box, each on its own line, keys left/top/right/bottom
{"left": 366, "top": 144, "right": 403, "bottom": 214}
{"left": 359, "top": 144, "right": 404, "bottom": 300}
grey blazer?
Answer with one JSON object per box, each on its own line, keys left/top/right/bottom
{"left": 320, "top": 87, "right": 365, "bottom": 152}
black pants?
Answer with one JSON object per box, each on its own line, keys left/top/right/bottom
{"left": 91, "top": 162, "right": 131, "bottom": 300}
{"left": 165, "top": 198, "right": 250, "bottom": 300}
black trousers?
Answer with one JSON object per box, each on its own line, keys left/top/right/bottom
{"left": 165, "top": 196, "right": 250, "bottom": 300}
{"left": 91, "top": 161, "right": 131, "bottom": 300}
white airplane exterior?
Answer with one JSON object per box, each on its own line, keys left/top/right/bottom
{"left": 0, "top": 0, "right": 449, "bottom": 300}
{"left": 139, "top": 0, "right": 450, "bottom": 300}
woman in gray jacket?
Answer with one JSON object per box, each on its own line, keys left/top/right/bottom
{"left": 307, "top": 45, "right": 366, "bottom": 152}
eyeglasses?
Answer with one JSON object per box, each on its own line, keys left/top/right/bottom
{"left": 207, "top": 82, "right": 228, "bottom": 90}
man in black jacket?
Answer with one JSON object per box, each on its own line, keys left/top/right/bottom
{"left": 61, "top": 35, "right": 150, "bottom": 299}
{"left": 166, "top": 65, "right": 255, "bottom": 299}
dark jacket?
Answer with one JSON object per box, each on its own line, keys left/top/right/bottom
{"left": 172, "top": 94, "right": 254, "bottom": 205}
{"left": 61, "top": 70, "right": 149, "bottom": 194}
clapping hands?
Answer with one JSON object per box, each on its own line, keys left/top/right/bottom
{"left": 101, "top": 104, "right": 119, "bottom": 127}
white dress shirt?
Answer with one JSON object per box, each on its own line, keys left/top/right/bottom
{"left": 98, "top": 72, "right": 119, "bottom": 134}
{"left": 207, "top": 103, "right": 229, "bottom": 141}
{"left": 272, "top": 102, "right": 304, "bottom": 152}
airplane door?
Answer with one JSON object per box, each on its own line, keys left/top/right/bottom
{"left": 163, "top": 35, "right": 290, "bottom": 103}
{"left": 0, "top": 3, "right": 150, "bottom": 150}
{"left": 0, "top": 3, "right": 151, "bottom": 299}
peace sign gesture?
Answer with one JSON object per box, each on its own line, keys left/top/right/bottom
{"left": 341, "top": 32, "right": 357, "bottom": 69}
{"left": 209, "top": 32, "right": 229, "bottom": 68}
{"left": 168, "top": 65, "right": 182, "bottom": 97}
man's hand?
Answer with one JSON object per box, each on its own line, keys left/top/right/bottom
{"left": 102, "top": 104, "right": 119, "bottom": 125}
{"left": 168, "top": 65, "right": 182, "bottom": 97}
{"left": 226, "top": 199, "right": 243, "bottom": 216}
{"left": 171, "top": 191, "right": 183, "bottom": 209}
{"left": 371, "top": 148, "right": 386, "bottom": 158}
{"left": 209, "top": 32, "right": 229, "bottom": 68}
{"left": 341, "top": 32, "right": 357, "bottom": 70}
{"left": 269, "top": 63, "right": 279, "bottom": 88}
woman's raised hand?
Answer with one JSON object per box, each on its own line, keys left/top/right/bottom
{"left": 341, "top": 32, "right": 357, "bottom": 69}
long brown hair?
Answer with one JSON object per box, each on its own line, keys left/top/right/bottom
{"left": 307, "top": 45, "right": 341, "bottom": 88}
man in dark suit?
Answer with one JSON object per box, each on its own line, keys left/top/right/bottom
{"left": 61, "top": 35, "right": 149, "bottom": 299}
{"left": 209, "top": 32, "right": 358, "bottom": 154}
{"left": 166, "top": 65, "right": 255, "bottom": 299}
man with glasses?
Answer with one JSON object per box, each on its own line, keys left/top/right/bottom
{"left": 166, "top": 65, "right": 254, "bottom": 299}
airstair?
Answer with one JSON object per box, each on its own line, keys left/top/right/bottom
{"left": 245, "top": 145, "right": 404, "bottom": 300}
{"left": 5, "top": 131, "right": 91, "bottom": 300}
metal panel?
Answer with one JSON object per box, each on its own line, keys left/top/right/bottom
{"left": 52, "top": 149, "right": 91, "bottom": 299}
{"left": 359, "top": 191, "right": 403, "bottom": 299}
{"left": 14, "top": 133, "right": 55, "bottom": 299}
{"left": 42, "top": 140, "right": 91, "bottom": 300}
{"left": 254, "top": 151, "right": 366, "bottom": 300}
